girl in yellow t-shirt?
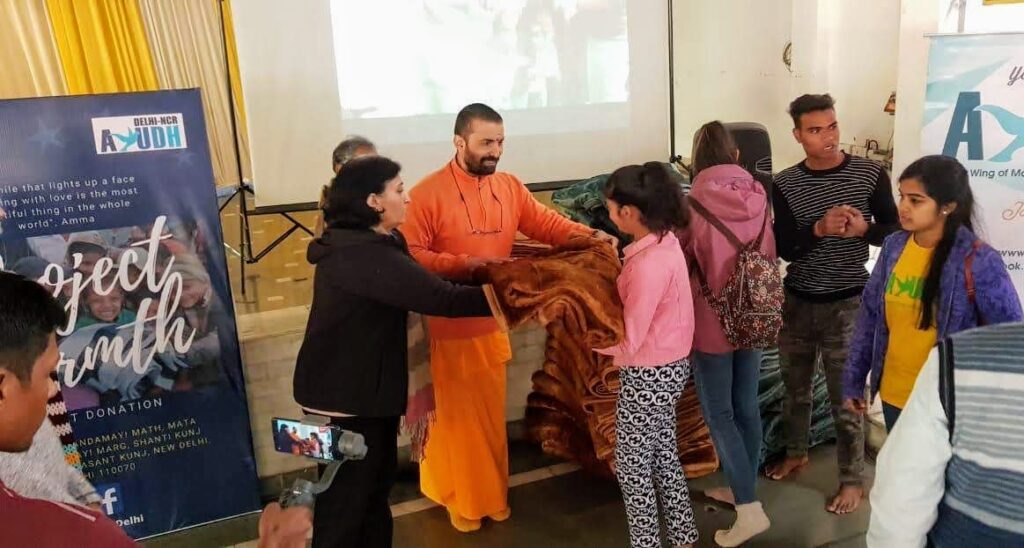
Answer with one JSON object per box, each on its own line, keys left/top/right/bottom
{"left": 842, "top": 155, "right": 1022, "bottom": 431}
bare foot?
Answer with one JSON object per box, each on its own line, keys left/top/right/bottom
{"left": 704, "top": 487, "right": 735, "bottom": 506}
{"left": 826, "top": 484, "right": 864, "bottom": 514}
{"left": 765, "top": 455, "right": 809, "bottom": 481}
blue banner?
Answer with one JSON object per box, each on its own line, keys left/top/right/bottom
{"left": 0, "top": 90, "right": 260, "bottom": 539}
{"left": 922, "top": 33, "right": 1024, "bottom": 298}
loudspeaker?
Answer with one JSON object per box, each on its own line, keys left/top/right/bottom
{"left": 723, "top": 122, "right": 772, "bottom": 176}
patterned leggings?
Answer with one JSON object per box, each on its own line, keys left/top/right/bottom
{"left": 615, "top": 359, "right": 698, "bottom": 548}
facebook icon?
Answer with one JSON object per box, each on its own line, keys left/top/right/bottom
{"left": 95, "top": 484, "right": 124, "bottom": 516}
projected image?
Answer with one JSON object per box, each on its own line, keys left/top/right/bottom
{"left": 332, "top": 0, "right": 629, "bottom": 119}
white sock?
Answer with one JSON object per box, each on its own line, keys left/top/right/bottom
{"left": 714, "top": 501, "right": 770, "bottom": 547}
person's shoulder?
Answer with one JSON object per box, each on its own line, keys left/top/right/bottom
{"left": 636, "top": 234, "right": 685, "bottom": 267}
{"left": 409, "top": 165, "right": 452, "bottom": 196}
{"left": 0, "top": 486, "right": 135, "bottom": 546}
{"left": 773, "top": 163, "right": 804, "bottom": 184}
{"left": 951, "top": 322, "right": 1024, "bottom": 345}
{"left": 882, "top": 229, "right": 910, "bottom": 248}
{"left": 844, "top": 155, "right": 885, "bottom": 177}
{"left": 492, "top": 170, "right": 527, "bottom": 189}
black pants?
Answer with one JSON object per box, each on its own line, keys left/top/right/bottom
{"left": 312, "top": 415, "right": 399, "bottom": 548}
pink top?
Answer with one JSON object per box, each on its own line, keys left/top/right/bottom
{"left": 595, "top": 231, "right": 694, "bottom": 367}
{"left": 678, "top": 164, "right": 776, "bottom": 354}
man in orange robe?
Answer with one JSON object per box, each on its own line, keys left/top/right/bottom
{"left": 400, "top": 103, "right": 616, "bottom": 532}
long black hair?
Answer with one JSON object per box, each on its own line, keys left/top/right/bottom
{"left": 899, "top": 155, "right": 977, "bottom": 329}
{"left": 603, "top": 162, "right": 689, "bottom": 236}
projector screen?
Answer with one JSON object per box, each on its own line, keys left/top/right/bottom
{"left": 232, "top": 0, "right": 669, "bottom": 207}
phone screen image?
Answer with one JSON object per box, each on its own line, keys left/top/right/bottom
{"left": 272, "top": 417, "right": 336, "bottom": 461}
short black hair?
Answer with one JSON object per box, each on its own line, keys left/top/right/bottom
{"left": 332, "top": 136, "right": 376, "bottom": 170}
{"left": 454, "top": 103, "right": 503, "bottom": 137}
{"left": 323, "top": 156, "right": 402, "bottom": 230}
{"left": 604, "top": 162, "right": 690, "bottom": 235}
{"left": 788, "top": 94, "right": 836, "bottom": 128}
{"left": 0, "top": 272, "right": 65, "bottom": 384}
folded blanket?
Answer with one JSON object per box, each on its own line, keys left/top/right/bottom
{"left": 479, "top": 237, "right": 718, "bottom": 478}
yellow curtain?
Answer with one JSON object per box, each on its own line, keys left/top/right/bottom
{"left": 0, "top": 0, "right": 66, "bottom": 98}
{"left": 983, "top": 0, "right": 1024, "bottom": 4}
{"left": 138, "top": 0, "right": 251, "bottom": 187}
{"left": 45, "top": 0, "right": 159, "bottom": 94}
{"left": 220, "top": 0, "right": 250, "bottom": 154}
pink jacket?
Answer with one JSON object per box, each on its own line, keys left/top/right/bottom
{"left": 595, "top": 231, "right": 694, "bottom": 367}
{"left": 679, "top": 164, "right": 776, "bottom": 354}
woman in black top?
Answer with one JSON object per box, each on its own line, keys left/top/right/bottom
{"left": 293, "top": 156, "right": 495, "bottom": 548}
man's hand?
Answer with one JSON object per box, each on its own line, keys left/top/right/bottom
{"left": 591, "top": 229, "right": 619, "bottom": 249}
{"left": 814, "top": 206, "right": 853, "bottom": 237}
{"left": 465, "top": 256, "right": 513, "bottom": 272}
{"left": 838, "top": 206, "right": 869, "bottom": 239}
{"left": 842, "top": 398, "right": 868, "bottom": 415}
{"left": 258, "top": 503, "right": 312, "bottom": 548}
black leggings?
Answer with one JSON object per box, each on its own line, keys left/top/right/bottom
{"left": 312, "top": 415, "right": 399, "bottom": 548}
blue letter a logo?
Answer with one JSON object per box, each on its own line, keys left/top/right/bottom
{"left": 943, "top": 92, "right": 984, "bottom": 160}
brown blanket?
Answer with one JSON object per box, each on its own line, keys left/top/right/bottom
{"left": 480, "top": 237, "right": 718, "bottom": 478}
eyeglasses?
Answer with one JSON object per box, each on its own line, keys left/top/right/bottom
{"left": 450, "top": 164, "right": 503, "bottom": 236}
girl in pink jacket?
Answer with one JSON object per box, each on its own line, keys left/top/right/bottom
{"left": 679, "top": 121, "right": 776, "bottom": 546}
{"left": 595, "top": 162, "right": 697, "bottom": 548}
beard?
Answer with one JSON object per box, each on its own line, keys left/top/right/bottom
{"left": 465, "top": 151, "right": 500, "bottom": 176}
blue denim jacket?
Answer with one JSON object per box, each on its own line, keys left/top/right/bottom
{"left": 842, "top": 227, "right": 1023, "bottom": 402}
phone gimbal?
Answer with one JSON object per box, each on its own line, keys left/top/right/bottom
{"left": 278, "top": 415, "right": 368, "bottom": 509}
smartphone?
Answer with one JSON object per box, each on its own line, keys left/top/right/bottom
{"left": 271, "top": 417, "right": 340, "bottom": 461}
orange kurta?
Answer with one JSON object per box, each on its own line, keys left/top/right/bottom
{"left": 400, "top": 158, "right": 589, "bottom": 519}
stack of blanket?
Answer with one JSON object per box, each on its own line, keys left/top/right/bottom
{"left": 479, "top": 238, "right": 719, "bottom": 478}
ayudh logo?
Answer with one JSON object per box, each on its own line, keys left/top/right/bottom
{"left": 92, "top": 113, "right": 187, "bottom": 154}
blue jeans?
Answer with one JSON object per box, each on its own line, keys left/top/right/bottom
{"left": 694, "top": 350, "right": 763, "bottom": 505}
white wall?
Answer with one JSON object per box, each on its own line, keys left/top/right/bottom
{"left": 672, "top": 0, "right": 800, "bottom": 169}
{"left": 892, "top": 0, "right": 944, "bottom": 179}
{"left": 672, "top": 0, "right": 900, "bottom": 172}
{"left": 962, "top": 0, "right": 1024, "bottom": 33}
{"left": 824, "top": 1, "right": 901, "bottom": 154}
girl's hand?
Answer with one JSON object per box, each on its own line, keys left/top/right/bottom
{"left": 842, "top": 397, "right": 867, "bottom": 415}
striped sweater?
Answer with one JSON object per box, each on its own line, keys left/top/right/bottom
{"left": 772, "top": 153, "right": 898, "bottom": 302}
{"left": 930, "top": 322, "right": 1024, "bottom": 546}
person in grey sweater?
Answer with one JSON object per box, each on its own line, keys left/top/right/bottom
{"left": 0, "top": 404, "right": 100, "bottom": 507}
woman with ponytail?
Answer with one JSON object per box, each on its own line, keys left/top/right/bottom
{"left": 842, "top": 155, "right": 1022, "bottom": 430}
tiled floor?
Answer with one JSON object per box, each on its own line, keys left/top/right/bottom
{"left": 148, "top": 442, "right": 872, "bottom": 548}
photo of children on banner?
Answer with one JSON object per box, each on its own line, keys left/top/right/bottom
{"left": 4, "top": 216, "right": 229, "bottom": 411}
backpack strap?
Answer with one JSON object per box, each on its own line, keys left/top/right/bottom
{"left": 937, "top": 337, "right": 956, "bottom": 443}
{"left": 965, "top": 239, "right": 984, "bottom": 325}
{"left": 687, "top": 196, "right": 745, "bottom": 251}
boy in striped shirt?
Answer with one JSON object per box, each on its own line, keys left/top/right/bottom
{"left": 766, "top": 94, "right": 898, "bottom": 515}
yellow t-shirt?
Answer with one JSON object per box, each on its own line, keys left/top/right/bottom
{"left": 880, "top": 237, "right": 937, "bottom": 408}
